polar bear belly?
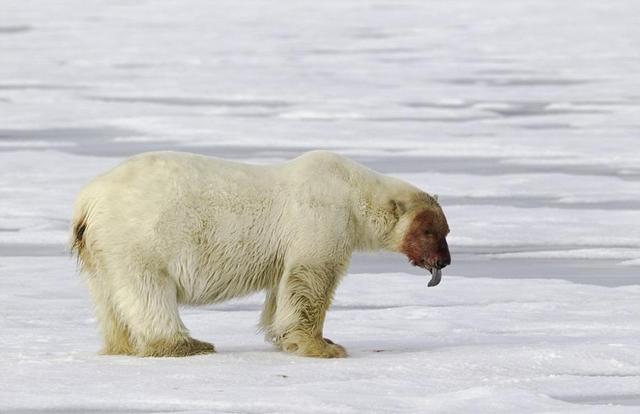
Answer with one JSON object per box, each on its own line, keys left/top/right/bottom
{"left": 170, "top": 243, "right": 285, "bottom": 305}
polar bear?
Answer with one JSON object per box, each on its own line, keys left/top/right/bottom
{"left": 71, "top": 151, "right": 450, "bottom": 358}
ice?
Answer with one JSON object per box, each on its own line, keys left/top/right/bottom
{"left": 1, "top": 0, "right": 639, "bottom": 411}
{"left": 1, "top": 258, "right": 639, "bottom": 413}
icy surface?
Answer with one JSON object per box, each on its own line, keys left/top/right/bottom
{"left": 1, "top": 258, "right": 639, "bottom": 413}
{"left": 1, "top": 0, "right": 640, "bottom": 412}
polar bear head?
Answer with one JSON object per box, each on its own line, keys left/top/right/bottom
{"left": 387, "top": 193, "right": 451, "bottom": 280}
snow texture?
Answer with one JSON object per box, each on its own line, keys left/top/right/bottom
{"left": 1, "top": 258, "right": 639, "bottom": 413}
{"left": 1, "top": 0, "right": 639, "bottom": 412}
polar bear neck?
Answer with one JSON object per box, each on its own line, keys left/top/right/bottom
{"left": 333, "top": 164, "right": 429, "bottom": 253}
{"left": 287, "top": 151, "right": 437, "bottom": 254}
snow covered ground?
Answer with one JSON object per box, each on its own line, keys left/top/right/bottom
{"left": 1, "top": 0, "right": 639, "bottom": 412}
{"left": 2, "top": 258, "right": 640, "bottom": 413}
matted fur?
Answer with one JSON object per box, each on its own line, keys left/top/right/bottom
{"left": 70, "top": 150, "right": 450, "bottom": 358}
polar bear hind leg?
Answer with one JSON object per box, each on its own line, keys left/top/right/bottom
{"left": 259, "top": 287, "right": 279, "bottom": 343}
{"left": 85, "top": 275, "right": 135, "bottom": 355}
{"left": 273, "top": 262, "right": 347, "bottom": 358}
{"left": 107, "top": 267, "right": 215, "bottom": 357}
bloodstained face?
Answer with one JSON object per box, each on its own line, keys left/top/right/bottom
{"left": 401, "top": 209, "right": 451, "bottom": 287}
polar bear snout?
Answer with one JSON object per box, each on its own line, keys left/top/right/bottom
{"left": 423, "top": 236, "right": 450, "bottom": 270}
{"left": 433, "top": 238, "right": 451, "bottom": 270}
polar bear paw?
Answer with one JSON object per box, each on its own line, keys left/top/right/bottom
{"left": 142, "top": 336, "right": 216, "bottom": 357}
{"left": 280, "top": 333, "right": 347, "bottom": 358}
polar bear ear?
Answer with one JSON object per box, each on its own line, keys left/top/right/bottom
{"left": 390, "top": 199, "right": 407, "bottom": 218}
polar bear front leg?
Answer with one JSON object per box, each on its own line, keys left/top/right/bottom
{"left": 272, "top": 263, "right": 347, "bottom": 358}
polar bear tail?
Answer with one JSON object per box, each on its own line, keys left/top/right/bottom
{"left": 70, "top": 196, "right": 95, "bottom": 275}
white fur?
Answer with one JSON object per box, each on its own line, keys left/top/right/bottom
{"left": 71, "top": 150, "right": 432, "bottom": 357}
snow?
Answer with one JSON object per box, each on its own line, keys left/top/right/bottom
{"left": 1, "top": 0, "right": 640, "bottom": 412}
{"left": 1, "top": 257, "right": 639, "bottom": 413}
